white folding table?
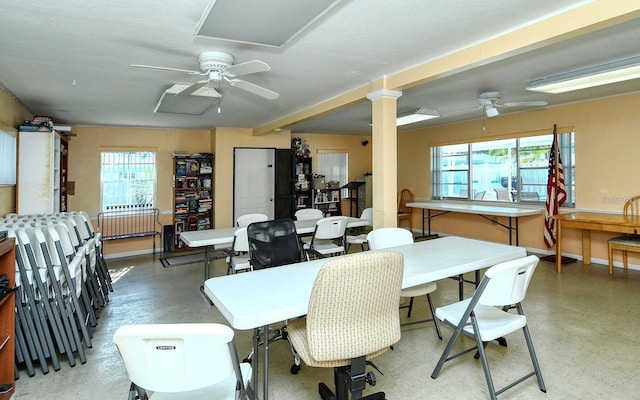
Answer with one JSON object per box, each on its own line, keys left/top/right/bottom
{"left": 407, "top": 201, "right": 541, "bottom": 245}
{"left": 204, "top": 235, "right": 527, "bottom": 400}
{"left": 180, "top": 217, "right": 368, "bottom": 297}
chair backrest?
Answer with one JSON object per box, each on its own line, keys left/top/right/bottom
{"left": 312, "top": 216, "right": 348, "bottom": 240}
{"left": 474, "top": 191, "right": 486, "bottom": 200}
{"left": 247, "top": 219, "right": 301, "bottom": 270}
{"left": 367, "top": 227, "right": 414, "bottom": 250}
{"left": 623, "top": 195, "right": 640, "bottom": 219}
{"left": 477, "top": 255, "right": 539, "bottom": 307}
{"left": 360, "top": 207, "right": 374, "bottom": 224}
{"left": 307, "top": 251, "right": 403, "bottom": 361}
{"left": 397, "top": 189, "right": 414, "bottom": 213}
{"left": 113, "top": 323, "right": 240, "bottom": 393}
{"left": 520, "top": 191, "right": 540, "bottom": 201}
{"left": 294, "top": 208, "right": 324, "bottom": 221}
{"left": 236, "top": 213, "right": 269, "bottom": 227}
{"left": 494, "top": 189, "right": 512, "bottom": 201}
{"left": 232, "top": 227, "right": 249, "bottom": 253}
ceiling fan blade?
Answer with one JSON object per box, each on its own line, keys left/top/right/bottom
{"left": 500, "top": 100, "right": 548, "bottom": 108}
{"left": 224, "top": 60, "right": 271, "bottom": 77}
{"left": 175, "top": 81, "right": 209, "bottom": 97}
{"left": 228, "top": 79, "right": 279, "bottom": 100}
{"left": 129, "top": 64, "right": 201, "bottom": 75}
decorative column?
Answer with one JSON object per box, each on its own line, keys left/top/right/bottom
{"left": 367, "top": 89, "right": 402, "bottom": 229}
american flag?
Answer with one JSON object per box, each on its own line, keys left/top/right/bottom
{"left": 544, "top": 125, "right": 567, "bottom": 248}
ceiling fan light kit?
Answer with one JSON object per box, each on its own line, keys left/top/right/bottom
{"left": 526, "top": 55, "right": 640, "bottom": 94}
{"left": 477, "top": 91, "right": 547, "bottom": 117}
{"left": 396, "top": 108, "right": 440, "bottom": 126}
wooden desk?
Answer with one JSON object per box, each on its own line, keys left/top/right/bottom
{"left": 407, "top": 201, "right": 541, "bottom": 245}
{"left": 204, "top": 236, "right": 526, "bottom": 400}
{"left": 553, "top": 212, "right": 640, "bottom": 272}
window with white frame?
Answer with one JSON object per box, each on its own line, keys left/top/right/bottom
{"left": 317, "top": 151, "right": 348, "bottom": 197}
{"left": 431, "top": 131, "right": 574, "bottom": 205}
{"left": 100, "top": 151, "right": 157, "bottom": 212}
{"left": 0, "top": 129, "right": 16, "bottom": 185}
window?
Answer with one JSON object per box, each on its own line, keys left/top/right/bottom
{"left": 0, "top": 129, "right": 16, "bottom": 185}
{"left": 432, "top": 132, "right": 574, "bottom": 205}
{"left": 100, "top": 151, "right": 157, "bottom": 212}
{"left": 317, "top": 151, "right": 348, "bottom": 197}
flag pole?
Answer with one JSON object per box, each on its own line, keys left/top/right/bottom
{"left": 553, "top": 124, "right": 559, "bottom": 213}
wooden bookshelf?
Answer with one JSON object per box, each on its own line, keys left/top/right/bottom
{"left": 0, "top": 238, "right": 15, "bottom": 399}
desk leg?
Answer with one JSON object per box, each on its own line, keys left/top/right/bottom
{"left": 556, "top": 222, "right": 563, "bottom": 273}
{"left": 199, "top": 246, "right": 214, "bottom": 304}
{"left": 263, "top": 324, "right": 269, "bottom": 400}
{"left": 583, "top": 230, "right": 592, "bottom": 265}
{"left": 252, "top": 328, "right": 260, "bottom": 400}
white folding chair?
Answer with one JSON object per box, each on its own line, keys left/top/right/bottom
{"left": 294, "top": 208, "right": 324, "bottom": 221}
{"left": 113, "top": 323, "right": 252, "bottom": 400}
{"left": 345, "top": 207, "right": 373, "bottom": 252}
{"left": 225, "top": 227, "right": 252, "bottom": 274}
{"left": 367, "top": 227, "right": 442, "bottom": 338}
{"left": 236, "top": 213, "right": 268, "bottom": 227}
{"left": 303, "top": 216, "right": 349, "bottom": 260}
{"left": 431, "top": 255, "right": 546, "bottom": 400}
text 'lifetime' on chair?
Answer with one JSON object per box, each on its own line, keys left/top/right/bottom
{"left": 113, "top": 323, "right": 251, "bottom": 400}
{"left": 430, "top": 255, "right": 546, "bottom": 400}
{"left": 287, "top": 251, "right": 404, "bottom": 400}
{"left": 608, "top": 195, "right": 640, "bottom": 274}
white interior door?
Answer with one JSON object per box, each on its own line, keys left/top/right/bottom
{"left": 234, "top": 148, "right": 275, "bottom": 222}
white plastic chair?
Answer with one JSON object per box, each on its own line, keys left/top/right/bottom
{"left": 303, "top": 216, "right": 349, "bottom": 260}
{"left": 113, "top": 323, "right": 251, "bottom": 400}
{"left": 367, "top": 227, "right": 442, "bottom": 338}
{"left": 430, "top": 255, "right": 546, "bottom": 400}
{"left": 225, "top": 227, "right": 252, "bottom": 274}
{"left": 236, "top": 213, "right": 268, "bottom": 227}
{"left": 294, "top": 208, "right": 324, "bottom": 221}
{"left": 345, "top": 207, "right": 373, "bottom": 252}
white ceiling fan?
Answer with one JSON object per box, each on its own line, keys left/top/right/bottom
{"left": 130, "top": 51, "right": 279, "bottom": 100}
{"left": 478, "top": 92, "right": 547, "bottom": 117}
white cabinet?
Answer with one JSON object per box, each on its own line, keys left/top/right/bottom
{"left": 17, "top": 130, "right": 63, "bottom": 214}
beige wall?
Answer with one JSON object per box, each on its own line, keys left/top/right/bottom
{"left": 0, "top": 88, "right": 32, "bottom": 216}
{"left": 398, "top": 92, "right": 640, "bottom": 262}
{"left": 68, "top": 125, "right": 212, "bottom": 254}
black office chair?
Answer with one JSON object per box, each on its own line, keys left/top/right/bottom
{"left": 245, "top": 218, "right": 303, "bottom": 373}
{"left": 247, "top": 218, "right": 301, "bottom": 269}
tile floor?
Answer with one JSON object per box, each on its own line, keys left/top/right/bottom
{"left": 10, "top": 247, "right": 640, "bottom": 399}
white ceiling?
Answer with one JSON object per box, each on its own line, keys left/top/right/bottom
{"left": 0, "top": 0, "right": 639, "bottom": 135}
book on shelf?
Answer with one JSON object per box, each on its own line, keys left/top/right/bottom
{"left": 176, "top": 161, "right": 187, "bottom": 175}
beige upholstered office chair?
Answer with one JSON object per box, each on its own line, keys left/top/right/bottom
{"left": 113, "top": 323, "right": 252, "bottom": 400}
{"left": 397, "top": 188, "right": 414, "bottom": 232}
{"left": 303, "top": 216, "right": 349, "bottom": 260}
{"left": 431, "top": 255, "right": 546, "bottom": 400}
{"left": 345, "top": 207, "right": 373, "bottom": 252}
{"left": 608, "top": 195, "right": 640, "bottom": 274}
{"left": 287, "top": 251, "right": 403, "bottom": 400}
{"left": 474, "top": 190, "right": 486, "bottom": 200}
{"left": 367, "top": 227, "right": 442, "bottom": 339}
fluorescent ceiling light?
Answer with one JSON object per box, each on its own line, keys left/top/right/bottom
{"left": 526, "top": 55, "right": 640, "bottom": 94}
{"left": 195, "top": 0, "right": 342, "bottom": 47}
{"left": 396, "top": 108, "right": 440, "bottom": 126}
